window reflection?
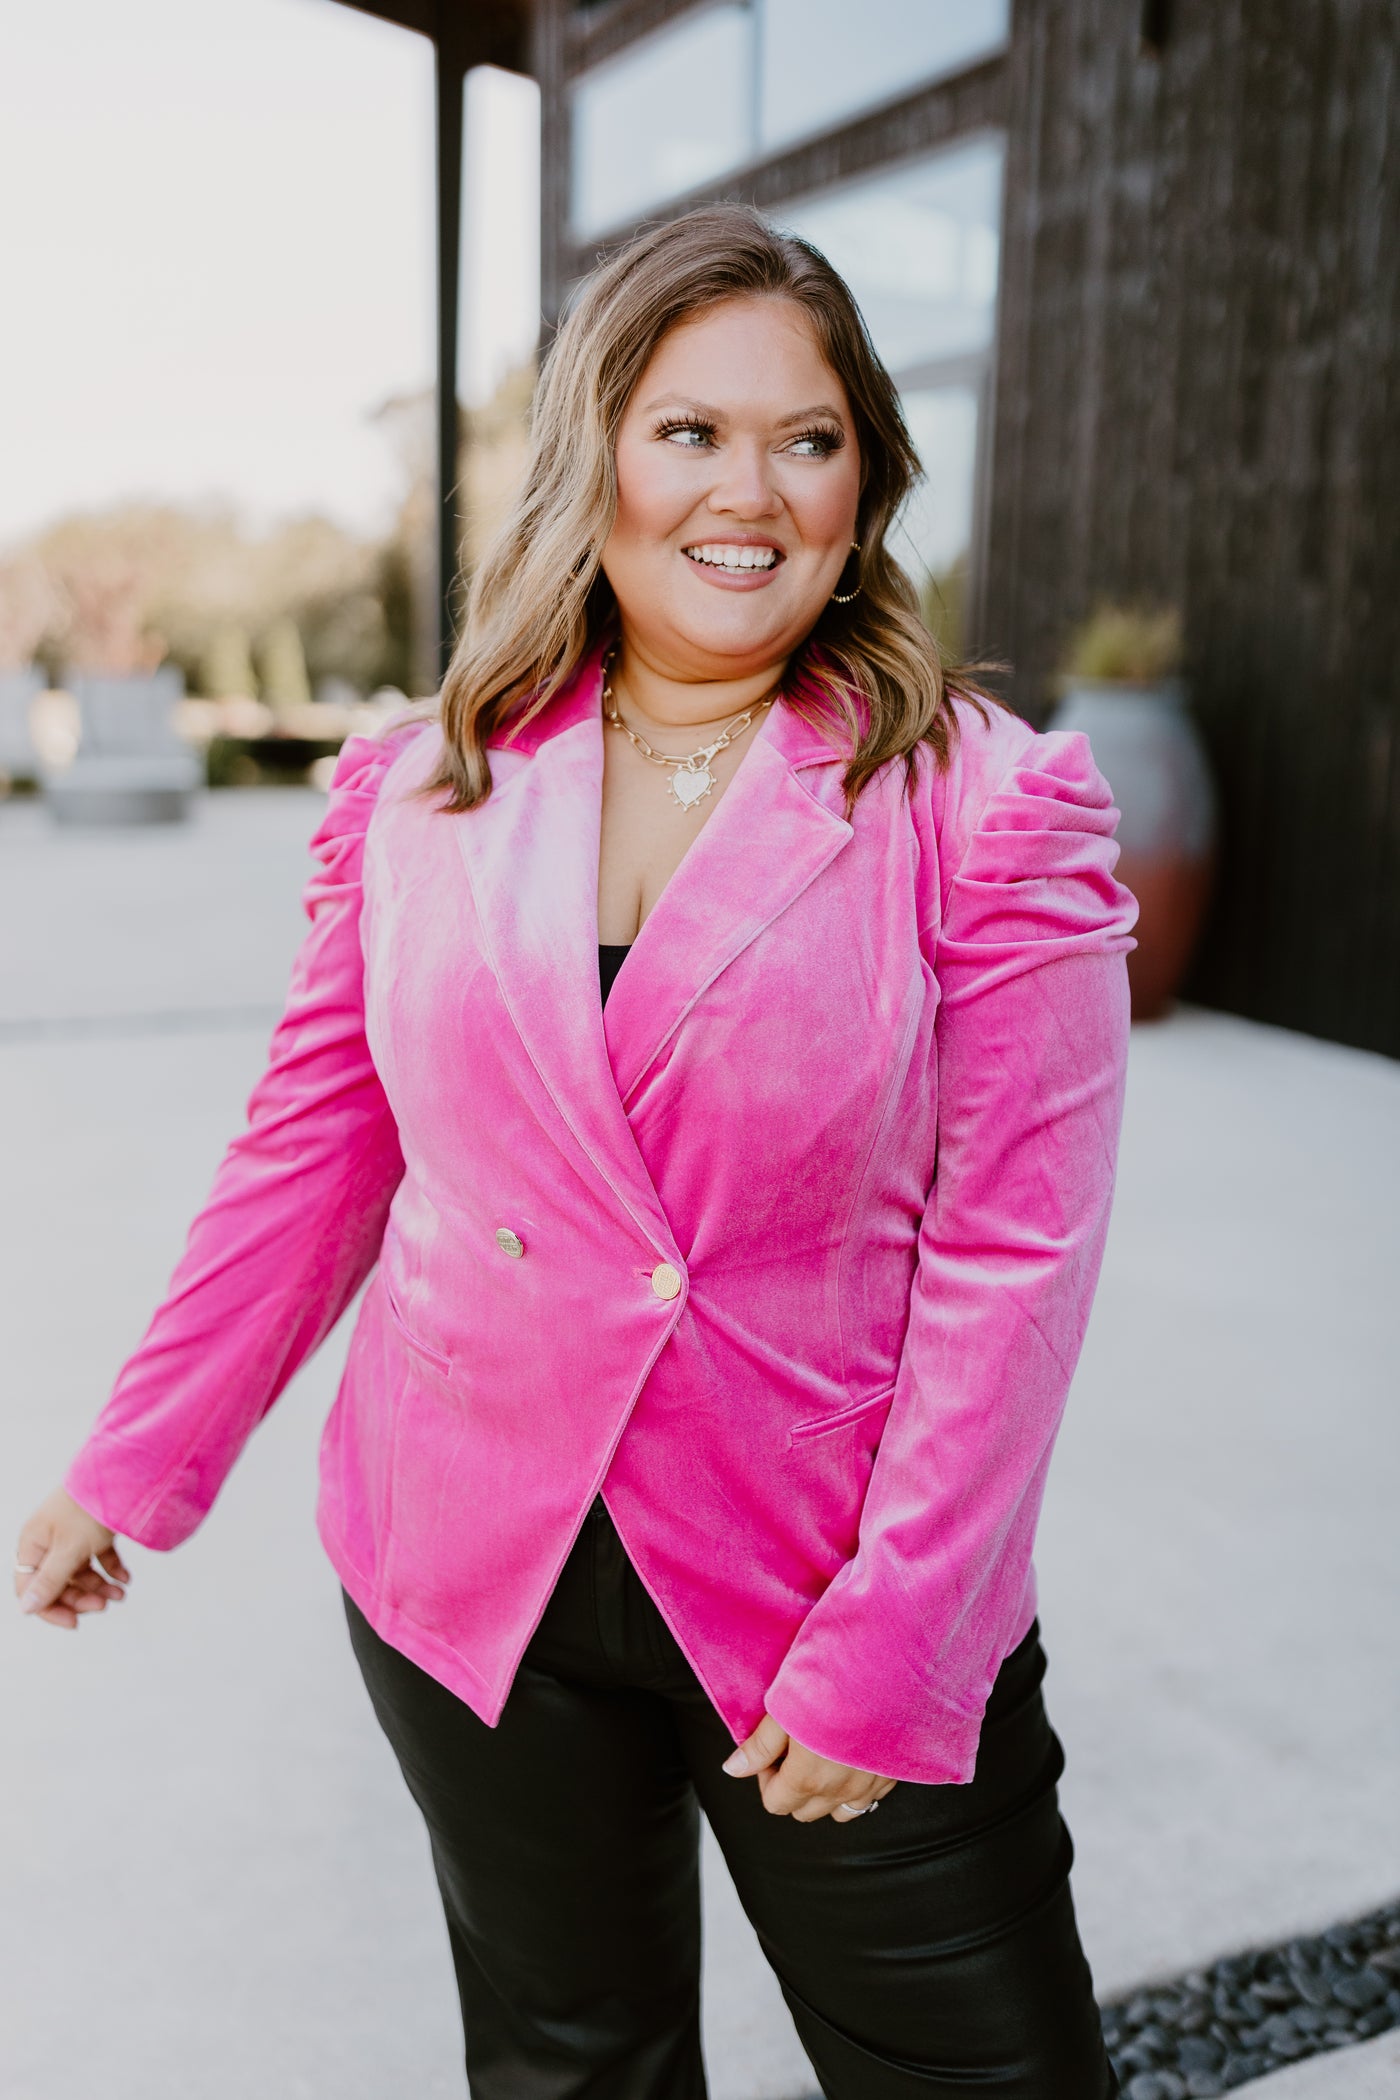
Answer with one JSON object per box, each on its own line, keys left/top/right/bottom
{"left": 776, "top": 140, "right": 1005, "bottom": 647}
{"left": 569, "top": 1, "right": 1009, "bottom": 242}
{"left": 774, "top": 138, "right": 1004, "bottom": 375}
{"left": 894, "top": 387, "right": 981, "bottom": 652}
{"left": 758, "top": 0, "right": 1009, "bottom": 155}
{"left": 570, "top": 5, "right": 754, "bottom": 240}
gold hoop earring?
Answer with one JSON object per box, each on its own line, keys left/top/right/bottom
{"left": 829, "top": 539, "right": 862, "bottom": 605}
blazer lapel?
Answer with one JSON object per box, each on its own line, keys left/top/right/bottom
{"left": 449, "top": 649, "right": 677, "bottom": 1253}
{"left": 451, "top": 645, "right": 855, "bottom": 1222}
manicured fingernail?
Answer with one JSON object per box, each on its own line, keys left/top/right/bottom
{"left": 21, "top": 1591, "right": 43, "bottom": 1613}
{"left": 722, "top": 1749, "right": 750, "bottom": 1776}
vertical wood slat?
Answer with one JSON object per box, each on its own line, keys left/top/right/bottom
{"left": 986, "top": 0, "right": 1400, "bottom": 1056}
{"left": 535, "top": 0, "right": 571, "bottom": 330}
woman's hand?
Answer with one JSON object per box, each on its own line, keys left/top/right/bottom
{"left": 13, "top": 1488, "right": 130, "bottom": 1629}
{"left": 722, "top": 1715, "right": 897, "bottom": 1822}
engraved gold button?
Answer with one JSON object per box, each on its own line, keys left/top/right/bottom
{"left": 495, "top": 1227, "right": 525, "bottom": 1259}
{"left": 650, "top": 1262, "right": 682, "bottom": 1301}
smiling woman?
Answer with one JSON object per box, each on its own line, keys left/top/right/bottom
{"left": 20, "top": 204, "right": 1135, "bottom": 2098}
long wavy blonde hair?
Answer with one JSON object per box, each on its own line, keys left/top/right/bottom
{"left": 428, "top": 204, "right": 992, "bottom": 813}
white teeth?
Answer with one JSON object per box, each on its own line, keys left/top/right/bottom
{"left": 683, "top": 544, "right": 778, "bottom": 571}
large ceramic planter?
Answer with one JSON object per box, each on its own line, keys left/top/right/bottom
{"left": 1050, "top": 678, "right": 1217, "bottom": 1021}
{"left": 43, "top": 666, "right": 201, "bottom": 825}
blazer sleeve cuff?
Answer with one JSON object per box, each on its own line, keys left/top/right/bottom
{"left": 764, "top": 1628, "right": 995, "bottom": 1787}
{"left": 63, "top": 1444, "right": 197, "bottom": 1551}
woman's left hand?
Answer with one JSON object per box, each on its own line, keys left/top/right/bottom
{"left": 722, "top": 1716, "right": 897, "bottom": 1822}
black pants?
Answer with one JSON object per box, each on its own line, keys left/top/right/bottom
{"left": 345, "top": 1500, "right": 1117, "bottom": 2098}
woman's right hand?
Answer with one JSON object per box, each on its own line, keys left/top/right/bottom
{"left": 13, "top": 1488, "right": 130, "bottom": 1629}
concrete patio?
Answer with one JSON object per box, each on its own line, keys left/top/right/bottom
{"left": 2, "top": 785, "right": 1397, "bottom": 2099}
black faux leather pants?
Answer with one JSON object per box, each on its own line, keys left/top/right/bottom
{"left": 344, "top": 1499, "right": 1118, "bottom": 2099}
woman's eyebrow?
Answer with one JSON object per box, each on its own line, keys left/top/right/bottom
{"left": 639, "top": 397, "right": 848, "bottom": 427}
{"left": 641, "top": 395, "right": 723, "bottom": 418}
{"left": 774, "top": 404, "right": 847, "bottom": 428}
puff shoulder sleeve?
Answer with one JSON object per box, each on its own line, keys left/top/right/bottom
{"left": 62, "top": 732, "right": 415, "bottom": 1549}
{"left": 764, "top": 717, "right": 1138, "bottom": 1783}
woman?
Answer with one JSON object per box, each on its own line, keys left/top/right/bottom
{"left": 16, "top": 207, "right": 1134, "bottom": 2097}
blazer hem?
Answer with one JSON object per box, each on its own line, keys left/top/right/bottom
{"left": 318, "top": 1506, "right": 504, "bottom": 1725}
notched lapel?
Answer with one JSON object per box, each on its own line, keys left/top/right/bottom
{"left": 449, "top": 662, "right": 678, "bottom": 1252}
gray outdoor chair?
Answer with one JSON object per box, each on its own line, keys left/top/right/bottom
{"left": 44, "top": 666, "right": 201, "bottom": 825}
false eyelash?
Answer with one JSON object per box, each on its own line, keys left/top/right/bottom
{"left": 653, "top": 412, "right": 716, "bottom": 442}
{"left": 790, "top": 423, "right": 845, "bottom": 456}
{"left": 652, "top": 412, "right": 845, "bottom": 454}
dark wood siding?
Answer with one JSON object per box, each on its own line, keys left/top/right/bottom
{"left": 987, "top": 0, "right": 1400, "bottom": 1055}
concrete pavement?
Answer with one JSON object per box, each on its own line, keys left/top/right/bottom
{"left": 2, "top": 786, "right": 1396, "bottom": 2098}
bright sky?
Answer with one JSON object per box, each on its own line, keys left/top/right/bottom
{"left": 0, "top": 0, "right": 540, "bottom": 548}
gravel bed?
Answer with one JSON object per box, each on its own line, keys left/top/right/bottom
{"left": 1099, "top": 1898, "right": 1400, "bottom": 2097}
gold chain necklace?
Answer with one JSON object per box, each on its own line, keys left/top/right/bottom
{"left": 601, "top": 656, "right": 777, "bottom": 811}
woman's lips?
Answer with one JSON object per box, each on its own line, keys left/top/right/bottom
{"left": 680, "top": 543, "right": 786, "bottom": 591}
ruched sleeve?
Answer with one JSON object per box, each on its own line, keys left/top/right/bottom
{"left": 63, "top": 732, "right": 416, "bottom": 1549}
{"left": 764, "top": 721, "right": 1137, "bottom": 1784}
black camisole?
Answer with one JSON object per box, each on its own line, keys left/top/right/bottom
{"left": 598, "top": 943, "right": 631, "bottom": 1008}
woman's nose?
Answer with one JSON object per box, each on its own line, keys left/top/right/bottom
{"left": 706, "top": 441, "right": 782, "bottom": 520}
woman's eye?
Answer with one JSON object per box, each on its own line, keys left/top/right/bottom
{"left": 789, "top": 429, "right": 842, "bottom": 459}
{"left": 658, "top": 421, "right": 714, "bottom": 448}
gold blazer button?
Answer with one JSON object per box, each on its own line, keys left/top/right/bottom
{"left": 650, "top": 1262, "right": 682, "bottom": 1301}
{"left": 495, "top": 1227, "right": 525, "bottom": 1259}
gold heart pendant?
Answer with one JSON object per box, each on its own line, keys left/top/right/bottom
{"left": 670, "top": 765, "right": 715, "bottom": 809}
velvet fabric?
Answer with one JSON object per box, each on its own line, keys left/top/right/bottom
{"left": 64, "top": 641, "right": 1136, "bottom": 1784}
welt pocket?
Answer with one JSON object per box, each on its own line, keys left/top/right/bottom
{"left": 381, "top": 1275, "right": 453, "bottom": 1375}
{"left": 788, "top": 1384, "right": 896, "bottom": 1446}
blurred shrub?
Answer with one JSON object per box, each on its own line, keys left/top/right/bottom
{"left": 53, "top": 545, "right": 166, "bottom": 674}
{"left": 10, "top": 504, "right": 417, "bottom": 698}
{"left": 201, "top": 623, "right": 258, "bottom": 699}
{"left": 0, "top": 556, "right": 61, "bottom": 671}
{"left": 462, "top": 363, "right": 535, "bottom": 573}
{"left": 4, "top": 360, "right": 540, "bottom": 702}
{"left": 299, "top": 588, "right": 388, "bottom": 696}
{"left": 920, "top": 558, "right": 967, "bottom": 660}
{"left": 1062, "top": 604, "right": 1183, "bottom": 684}
{"left": 258, "top": 614, "right": 312, "bottom": 714}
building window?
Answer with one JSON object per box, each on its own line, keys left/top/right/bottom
{"left": 757, "top": 0, "right": 1008, "bottom": 156}
{"left": 569, "top": 4, "right": 754, "bottom": 241}
{"left": 774, "top": 135, "right": 1004, "bottom": 647}
{"left": 774, "top": 137, "right": 1002, "bottom": 371}
{"left": 568, "top": 0, "right": 1009, "bottom": 243}
{"left": 895, "top": 385, "right": 983, "bottom": 645}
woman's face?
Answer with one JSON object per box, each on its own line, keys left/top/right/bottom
{"left": 601, "top": 296, "right": 863, "bottom": 682}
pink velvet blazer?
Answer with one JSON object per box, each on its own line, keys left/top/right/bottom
{"left": 65, "top": 644, "right": 1136, "bottom": 1784}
